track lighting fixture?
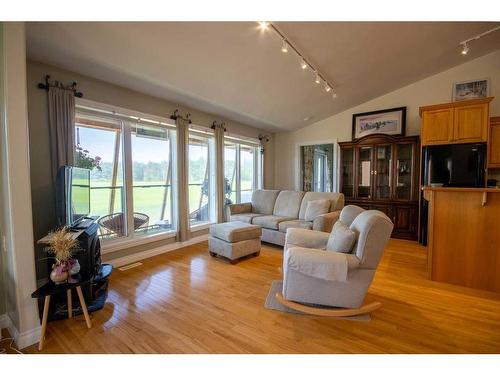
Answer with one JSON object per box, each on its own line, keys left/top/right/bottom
{"left": 315, "top": 72, "right": 321, "bottom": 84}
{"left": 332, "top": 93, "right": 337, "bottom": 99}
{"left": 258, "top": 21, "right": 270, "bottom": 31}
{"left": 281, "top": 40, "right": 289, "bottom": 53}
{"left": 257, "top": 21, "right": 336, "bottom": 98}
{"left": 460, "top": 42, "right": 469, "bottom": 55}
{"left": 458, "top": 25, "right": 500, "bottom": 56}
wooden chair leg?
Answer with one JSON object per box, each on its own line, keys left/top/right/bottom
{"left": 67, "top": 289, "right": 72, "bottom": 318}
{"left": 38, "top": 295, "right": 51, "bottom": 351}
{"left": 75, "top": 286, "right": 92, "bottom": 329}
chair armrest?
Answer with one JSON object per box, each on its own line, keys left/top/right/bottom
{"left": 285, "top": 228, "right": 330, "bottom": 251}
{"left": 227, "top": 202, "right": 252, "bottom": 215}
{"left": 312, "top": 210, "right": 341, "bottom": 232}
{"left": 284, "top": 247, "right": 360, "bottom": 282}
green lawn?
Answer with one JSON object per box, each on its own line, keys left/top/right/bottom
{"left": 86, "top": 180, "right": 254, "bottom": 226}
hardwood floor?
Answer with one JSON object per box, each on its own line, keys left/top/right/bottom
{"left": 24, "top": 239, "right": 500, "bottom": 353}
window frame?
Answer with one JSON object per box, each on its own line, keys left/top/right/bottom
{"left": 75, "top": 99, "right": 177, "bottom": 254}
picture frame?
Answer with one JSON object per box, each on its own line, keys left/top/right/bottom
{"left": 352, "top": 106, "right": 406, "bottom": 140}
{"left": 452, "top": 78, "right": 490, "bottom": 102}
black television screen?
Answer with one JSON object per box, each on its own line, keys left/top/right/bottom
{"left": 56, "top": 166, "right": 90, "bottom": 227}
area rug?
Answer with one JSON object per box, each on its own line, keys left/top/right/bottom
{"left": 264, "top": 280, "right": 371, "bottom": 321}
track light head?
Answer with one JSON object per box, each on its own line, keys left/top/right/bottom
{"left": 332, "top": 93, "right": 338, "bottom": 99}
{"left": 315, "top": 72, "right": 321, "bottom": 84}
{"left": 300, "top": 59, "right": 307, "bottom": 70}
{"left": 325, "top": 84, "right": 332, "bottom": 92}
{"left": 258, "top": 21, "right": 270, "bottom": 31}
{"left": 281, "top": 40, "right": 289, "bottom": 53}
{"left": 461, "top": 42, "right": 469, "bottom": 55}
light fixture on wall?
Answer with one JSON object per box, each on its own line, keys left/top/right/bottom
{"left": 257, "top": 22, "right": 337, "bottom": 100}
{"left": 458, "top": 25, "right": 500, "bottom": 56}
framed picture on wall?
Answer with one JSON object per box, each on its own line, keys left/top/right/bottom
{"left": 452, "top": 78, "right": 490, "bottom": 101}
{"left": 352, "top": 107, "right": 406, "bottom": 140}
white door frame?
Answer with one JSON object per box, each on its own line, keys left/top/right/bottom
{"left": 294, "top": 139, "right": 339, "bottom": 192}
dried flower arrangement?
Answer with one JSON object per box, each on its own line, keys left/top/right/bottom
{"left": 45, "top": 227, "right": 79, "bottom": 263}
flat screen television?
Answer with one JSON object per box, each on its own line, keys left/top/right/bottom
{"left": 56, "top": 166, "right": 91, "bottom": 227}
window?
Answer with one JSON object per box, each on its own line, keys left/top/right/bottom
{"left": 131, "top": 123, "right": 175, "bottom": 235}
{"left": 224, "top": 139, "right": 262, "bottom": 206}
{"left": 75, "top": 115, "right": 126, "bottom": 239}
{"left": 188, "top": 130, "right": 216, "bottom": 226}
{"left": 75, "top": 105, "right": 176, "bottom": 242}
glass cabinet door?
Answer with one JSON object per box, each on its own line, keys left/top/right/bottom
{"left": 357, "top": 147, "right": 372, "bottom": 198}
{"left": 374, "top": 145, "right": 392, "bottom": 200}
{"left": 341, "top": 147, "right": 354, "bottom": 198}
{"left": 395, "top": 143, "right": 414, "bottom": 200}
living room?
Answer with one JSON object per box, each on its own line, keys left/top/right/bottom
{"left": 1, "top": 1, "right": 500, "bottom": 370}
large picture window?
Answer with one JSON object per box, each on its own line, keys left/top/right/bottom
{"left": 75, "top": 104, "right": 176, "bottom": 242}
{"left": 224, "top": 138, "right": 262, "bottom": 206}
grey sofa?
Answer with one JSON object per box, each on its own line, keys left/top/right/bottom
{"left": 227, "top": 189, "right": 344, "bottom": 246}
{"left": 282, "top": 205, "right": 394, "bottom": 309}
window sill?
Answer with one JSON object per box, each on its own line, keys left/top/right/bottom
{"left": 189, "top": 222, "right": 213, "bottom": 232}
{"left": 101, "top": 230, "right": 177, "bottom": 254}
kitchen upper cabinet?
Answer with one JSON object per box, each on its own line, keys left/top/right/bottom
{"left": 420, "top": 97, "right": 492, "bottom": 146}
{"left": 488, "top": 117, "right": 500, "bottom": 168}
{"left": 421, "top": 108, "right": 454, "bottom": 145}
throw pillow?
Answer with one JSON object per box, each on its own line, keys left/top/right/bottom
{"left": 304, "top": 199, "right": 331, "bottom": 221}
{"left": 326, "top": 221, "right": 357, "bottom": 253}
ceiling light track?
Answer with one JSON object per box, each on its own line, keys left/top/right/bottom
{"left": 262, "top": 22, "right": 337, "bottom": 99}
{"left": 459, "top": 25, "right": 500, "bottom": 55}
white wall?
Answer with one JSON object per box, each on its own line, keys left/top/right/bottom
{"left": 274, "top": 49, "right": 500, "bottom": 190}
{"left": 0, "top": 22, "right": 40, "bottom": 348}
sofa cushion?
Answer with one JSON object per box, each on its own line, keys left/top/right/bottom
{"left": 326, "top": 221, "right": 357, "bottom": 253}
{"left": 209, "top": 221, "right": 261, "bottom": 243}
{"left": 252, "top": 215, "right": 294, "bottom": 230}
{"left": 298, "top": 192, "right": 344, "bottom": 220}
{"left": 273, "top": 190, "right": 305, "bottom": 218}
{"left": 339, "top": 205, "right": 365, "bottom": 226}
{"left": 304, "top": 199, "right": 331, "bottom": 221}
{"left": 251, "top": 190, "right": 280, "bottom": 215}
{"left": 279, "top": 219, "right": 313, "bottom": 233}
{"left": 229, "top": 213, "right": 265, "bottom": 224}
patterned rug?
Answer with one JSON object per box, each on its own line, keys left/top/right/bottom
{"left": 264, "top": 280, "right": 371, "bottom": 321}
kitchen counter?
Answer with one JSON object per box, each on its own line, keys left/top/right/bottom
{"left": 423, "top": 187, "right": 500, "bottom": 292}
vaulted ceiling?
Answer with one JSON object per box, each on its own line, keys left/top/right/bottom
{"left": 26, "top": 22, "right": 500, "bottom": 132}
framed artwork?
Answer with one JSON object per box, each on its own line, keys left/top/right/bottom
{"left": 352, "top": 107, "right": 406, "bottom": 140}
{"left": 452, "top": 78, "right": 490, "bottom": 101}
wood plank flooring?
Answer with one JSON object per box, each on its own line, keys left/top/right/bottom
{"left": 24, "top": 239, "right": 500, "bottom": 353}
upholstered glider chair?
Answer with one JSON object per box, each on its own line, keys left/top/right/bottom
{"left": 276, "top": 205, "right": 394, "bottom": 317}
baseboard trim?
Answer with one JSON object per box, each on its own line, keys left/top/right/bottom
{"left": 0, "top": 313, "right": 41, "bottom": 349}
{"left": 107, "top": 234, "right": 209, "bottom": 268}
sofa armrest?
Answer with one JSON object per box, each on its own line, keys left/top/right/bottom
{"left": 284, "top": 246, "right": 360, "bottom": 282}
{"left": 312, "top": 210, "right": 341, "bottom": 233}
{"left": 285, "top": 228, "right": 330, "bottom": 251}
{"left": 227, "top": 202, "right": 252, "bottom": 215}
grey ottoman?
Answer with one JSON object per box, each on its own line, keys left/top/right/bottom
{"left": 208, "top": 222, "right": 262, "bottom": 264}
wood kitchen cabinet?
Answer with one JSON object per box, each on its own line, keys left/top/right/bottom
{"left": 488, "top": 116, "right": 500, "bottom": 168}
{"left": 420, "top": 97, "right": 493, "bottom": 146}
{"left": 339, "top": 134, "right": 420, "bottom": 240}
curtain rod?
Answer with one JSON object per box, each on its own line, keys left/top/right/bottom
{"left": 37, "top": 75, "right": 83, "bottom": 98}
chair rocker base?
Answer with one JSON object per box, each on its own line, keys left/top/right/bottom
{"left": 275, "top": 293, "right": 382, "bottom": 317}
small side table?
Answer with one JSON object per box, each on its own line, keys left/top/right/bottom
{"left": 31, "top": 277, "right": 93, "bottom": 351}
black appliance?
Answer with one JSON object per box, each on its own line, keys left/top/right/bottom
{"left": 55, "top": 166, "right": 91, "bottom": 227}
{"left": 419, "top": 143, "right": 486, "bottom": 245}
